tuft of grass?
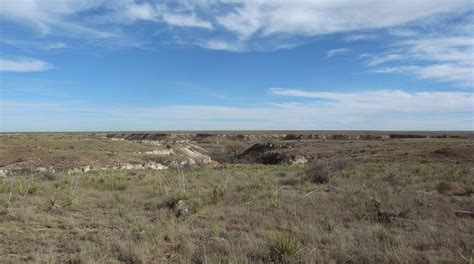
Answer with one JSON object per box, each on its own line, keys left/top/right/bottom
{"left": 110, "top": 179, "right": 128, "bottom": 191}
{"left": 89, "top": 176, "right": 128, "bottom": 191}
{"left": 48, "top": 192, "right": 75, "bottom": 210}
{"left": 211, "top": 186, "right": 225, "bottom": 204}
{"left": 189, "top": 197, "right": 206, "bottom": 214}
{"left": 373, "top": 227, "right": 391, "bottom": 242}
{"left": 112, "top": 243, "right": 143, "bottom": 264}
{"left": 116, "top": 207, "right": 125, "bottom": 218}
{"left": 323, "top": 216, "right": 336, "bottom": 233}
{"left": 0, "top": 199, "right": 10, "bottom": 216}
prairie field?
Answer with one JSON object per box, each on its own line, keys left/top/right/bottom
{"left": 0, "top": 132, "right": 473, "bottom": 263}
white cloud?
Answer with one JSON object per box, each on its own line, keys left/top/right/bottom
{"left": 196, "top": 39, "right": 243, "bottom": 52}
{"left": 366, "top": 54, "right": 405, "bottom": 66}
{"left": 0, "top": 0, "right": 213, "bottom": 42}
{"left": 216, "top": 3, "right": 262, "bottom": 39}
{"left": 1, "top": 39, "right": 67, "bottom": 50}
{"left": 1, "top": 0, "right": 470, "bottom": 51}
{"left": 125, "top": 2, "right": 157, "bottom": 21}
{"left": 163, "top": 13, "right": 213, "bottom": 29}
{"left": 368, "top": 35, "right": 474, "bottom": 85}
{"left": 270, "top": 88, "right": 472, "bottom": 113}
{"left": 0, "top": 57, "right": 52, "bottom": 72}
{"left": 217, "top": 0, "right": 470, "bottom": 37}
{"left": 416, "top": 64, "right": 473, "bottom": 84}
{"left": 325, "top": 48, "right": 349, "bottom": 59}
{"left": 119, "top": 2, "right": 214, "bottom": 29}
{"left": 401, "top": 37, "right": 474, "bottom": 64}
{"left": 376, "top": 64, "right": 474, "bottom": 85}
{"left": 0, "top": 0, "right": 116, "bottom": 38}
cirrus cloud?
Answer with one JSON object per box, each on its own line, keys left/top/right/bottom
{"left": 0, "top": 57, "right": 52, "bottom": 72}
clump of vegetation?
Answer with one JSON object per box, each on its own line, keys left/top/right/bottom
{"left": 305, "top": 158, "right": 354, "bottom": 183}
{"left": 43, "top": 170, "right": 57, "bottom": 181}
{"left": 436, "top": 181, "right": 452, "bottom": 194}
{"left": 0, "top": 175, "right": 39, "bottom": 216}
{"left": 88, "top": 175, "right": 129, "bottom": 191}
{"left": 109, "top": 179, "right": 128, "bottom": 191}
{"left": 272, "top": 234, "right": 301, "bottom": 260}
{"left": 210, "top": 186, "right": 225, "bottom": 204}
{"left": 322, "top": 216, "right": 336, "bottom": 232}
{"left": 373, "top": 227, "right": 391, "bottom": 243}
{"left": 164, "top": 191, "right": 189, "bottom": 209}
{"left": 112, "top": 243, "right": 143, "bottom": 264}
{"left": 0, "top": 199, "right": 10, "bottom": 216}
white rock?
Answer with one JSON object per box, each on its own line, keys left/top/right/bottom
{"left": 0, "top": 168, "right": 10, "bottom": 177}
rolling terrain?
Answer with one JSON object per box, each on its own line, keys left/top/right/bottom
{"left": 0, "top": 132, "right": 473, "bottom": 263}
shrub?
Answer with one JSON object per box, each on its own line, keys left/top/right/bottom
{"left": 306, "top": 158, "right": 354, "bottom": 184}
{"left": 435, "top": 181, "right": 451, "bottom": 194}
{"left": 43, "top": 171, "right": 57, "bottom": 181}
{"left": 272, "top": 234, "right": 301, "bottom": 259}
{"left": 164, "top": 192, "right": 189, "bottom": 209}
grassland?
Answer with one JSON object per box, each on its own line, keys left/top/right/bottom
{"left": 0, "top": 133, "right": 473, "bottom": 263}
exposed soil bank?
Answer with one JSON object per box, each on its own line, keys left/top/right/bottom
{"left": 106, "top": 131, "right": 473, "bottom": 142}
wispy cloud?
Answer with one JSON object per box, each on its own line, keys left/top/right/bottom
{"left": 270, "top": 88, "right": 472, "bottom": 113}
{"left": 0, "top": 57, "right": 52, "bottom": 72}
{"left": 124, "top": 2, "right": 157, "bottom": 21}
{"left": 1, "top": 0, "right": 471, "bottom": 51}
{"left": 366, "top": 54, "right": 405, "bottom": 66}
{"left": 220, "top": 1, "right": 469, "bottom": 36}
{"left": 325, "top": 48, "right": 350, "bottom": 59}
{"left": 214, "top": 0, "right": 470, "bottom": 44}
{"left": 0, "top": 0, "right": 213, "bottom": 45}
{"left": 368, "top": 35, "right": 474, "bottom": 85}
{"left": 163, "top": 13, "right": 213, "bottom": 29}
{"left": 0, "top": 0, "right": 118, "bottom": 38}
{"left": 374, "top": 64, "right": 473, "bottom": 85}
{"left": 361, "top": 11, "right": 474, "bottom": 86}
{"left": 1, "top": 39, "right": 66, "bottom": 51}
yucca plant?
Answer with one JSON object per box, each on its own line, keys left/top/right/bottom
{"left": 272, "top": 234, "right": 301, "bottom": 259}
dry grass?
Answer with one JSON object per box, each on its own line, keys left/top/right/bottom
{"left": 0, "top": 159, "right": 473, "bottom": 263}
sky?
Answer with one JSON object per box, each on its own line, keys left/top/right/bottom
{"left": 0, "top": 0, "right": 473, "bottom": 131}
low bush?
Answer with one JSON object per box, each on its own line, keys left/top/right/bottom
{"left": 305, "top": 158, "right": 354, "bottom": 184}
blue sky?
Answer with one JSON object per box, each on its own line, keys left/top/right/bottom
{"left": 0, "top": 0, "right": 473, "bottom": 131}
